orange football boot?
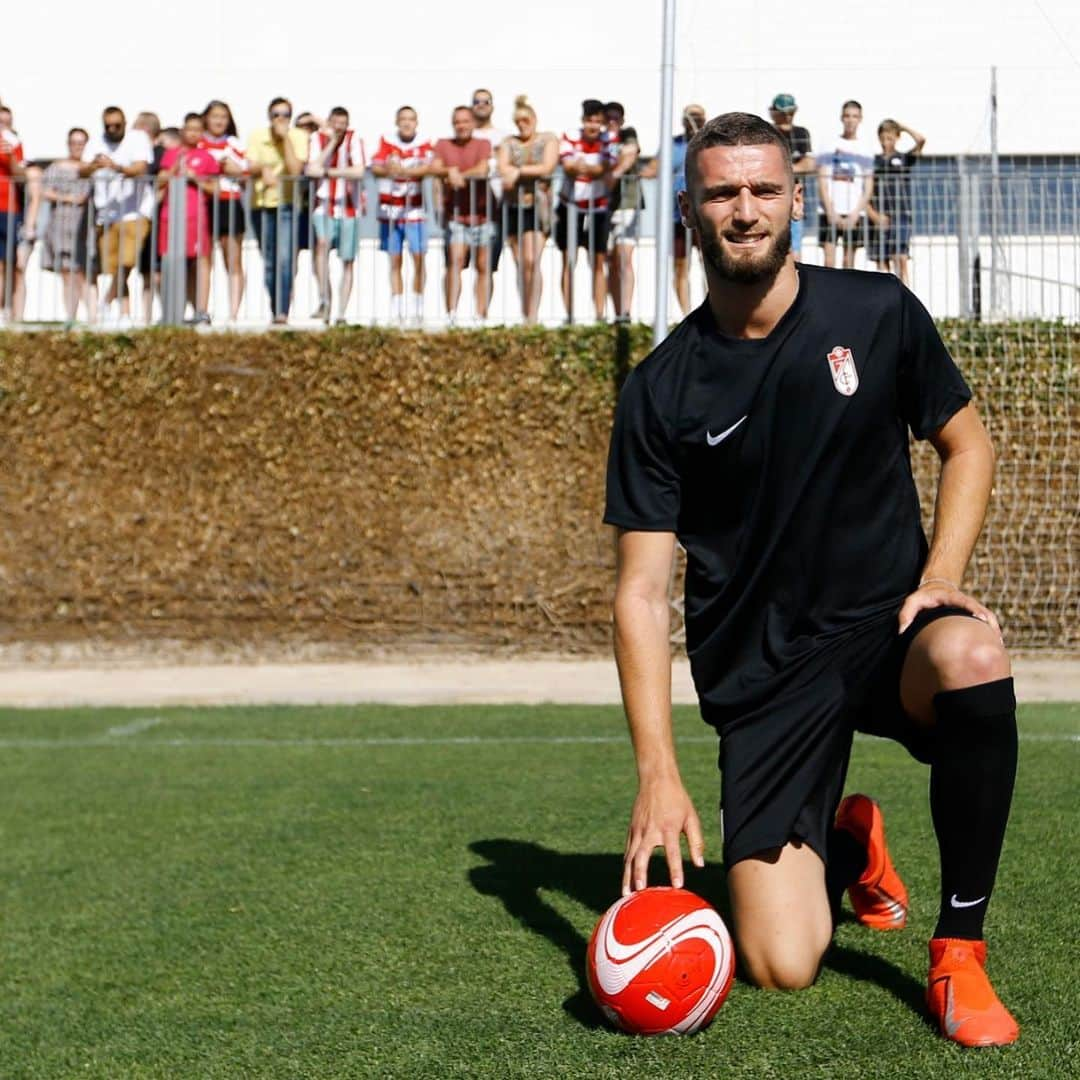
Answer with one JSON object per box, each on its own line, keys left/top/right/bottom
{"left": 927, "top": 938, "right": 1020, "bottom": 1047}
{"left": 834, "top": 794, "right": 908, "bottom": 930}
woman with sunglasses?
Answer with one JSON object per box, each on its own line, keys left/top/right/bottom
{"left": 497, "top": 96, "right": 557, "bottom": 323}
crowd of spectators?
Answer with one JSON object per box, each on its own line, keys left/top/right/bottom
{"left": 0, "top": 90, "right": 926, "bottom": 328}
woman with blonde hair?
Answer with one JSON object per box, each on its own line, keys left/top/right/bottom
{"left": 497, "top": 95, "right": 557, "bottom": 323}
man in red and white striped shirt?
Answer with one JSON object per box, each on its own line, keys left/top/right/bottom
{"left": 371, "top": 106, "right": 434, "bottom": 327}
{"left": 556, "top": 99, "right": 612, "bottom": 322}
{"left": 306, "top": 106, "right": 367, "bottom": 324}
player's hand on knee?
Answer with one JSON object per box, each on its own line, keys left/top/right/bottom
{"left": 621, "top": 777, "right": 705, "bottom": 896}
{"left": 898, "top": 581, "right": 1002, "bottom": 640}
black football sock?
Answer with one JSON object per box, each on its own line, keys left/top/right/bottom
{"left": 929, "top": 677, "right": 1018, "bottom": 941}
{"left": 825, "top": 827, "right": 868, "bottom": 924}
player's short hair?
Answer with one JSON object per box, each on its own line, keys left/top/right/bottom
{"left": 329, "top": 106, "right": 349, "bottom": 120}
{"left": 685, "top": 111, "right": 793, "bottom": 192}
{"left": 396, "top": 105, "right": 417, "bottom": 120}
{"left": 103, "top": 106, "right": 125, "bottom": 121}
{"left": 841, "top": 99, "right": 863, "bottom": 113}
{"left": 452, "top": 105, "right": 474, "bottom": 121}
{"left": 581, "top": 98, "right": 605, "bottom": 119}
{"left": 878, "top": 118, "right": 900, "bottom": 136}
{"left": 68, "top": 127, "right": 89, "bottom": 140}
{"left": 182, "top": 112, "right": 203, "bottom": 126}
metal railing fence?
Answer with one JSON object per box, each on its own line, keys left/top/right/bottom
{"left": 2, "top": 158, "right": 1079, "bottom": 330}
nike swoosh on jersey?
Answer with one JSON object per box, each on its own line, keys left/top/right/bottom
{"left": 950, "top": 894, "right": 987, "bottom": 909}
{"left": 706, "top": 415, "right": 748, "bottom": 446}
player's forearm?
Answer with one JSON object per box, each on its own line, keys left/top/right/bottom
{"left": 923, "top": 438, "right": 995, "bottom": 586}
{"left": 614, "top": 591, "right": 680, "bottom": 782}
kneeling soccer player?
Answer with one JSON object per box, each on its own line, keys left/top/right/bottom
{"left": 604, "top": 112, "right": 1019, "bottom": 1047}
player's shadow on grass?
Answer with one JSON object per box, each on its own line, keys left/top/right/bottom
{"left": 468, "top": 838, "right": 730, "bottom": 1027}
{"left": 469, "top": 838, "right": 928, "bottom": 1030}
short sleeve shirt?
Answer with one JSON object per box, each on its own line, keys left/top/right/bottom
{"left": 604, "top": 265, "right": 971, "bottom": 720}
{"left": 873, "top": 150, "right": 918, "bottom": 219}
{"left": 246, "top": 126, "right": 310, "bottom": 209}
{"left": 0, "top": 128, "right": 24, "bottom": 214}
{"left": 818, "top": 134, "right": 876, "bottom": 216}
{"left": 776, "top": 124, "right": 812, "bottom": 165}
{"left": 433, "top": 137, "right": 492, "bottom": 224}
{"left": 83, "top": 129, "right": 155, "bottom": 222}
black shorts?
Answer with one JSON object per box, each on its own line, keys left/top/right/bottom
{"left": 709, "top": 605, "right": 976, "bottom": 868}
{"left": 554, "top": 205, "right": 609, "bottom": 256}
{"left": 208, "top": 196, "right": 247, "bottom": 237}
{"left": 818, "top": 213, "right": 866, "bottom": 248}
{"left": 504, "top": 205, "right": 539, "bottom": 238}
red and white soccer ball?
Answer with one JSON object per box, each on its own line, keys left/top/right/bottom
{"left": 586, "top": 886, "right": 735, "bottom": 1035}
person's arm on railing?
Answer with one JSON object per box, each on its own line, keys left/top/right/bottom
{"left": 608, "top": 138, "right": 639, "bottom": 191}
{"left": 496, "top": 141, "right": 518, "bottom": 192}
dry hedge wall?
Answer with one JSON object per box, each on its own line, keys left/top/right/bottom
{"left": 0, "top": 322, "right": 1077, "bottom": 653}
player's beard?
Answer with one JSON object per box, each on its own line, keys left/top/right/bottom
{"left": 698, "top": 217, "right": 792, "bottom": 284}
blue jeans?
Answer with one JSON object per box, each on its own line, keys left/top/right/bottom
{"left": 253, "top": 205, "right": 296, "bottom": 317}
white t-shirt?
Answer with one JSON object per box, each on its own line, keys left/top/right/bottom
{"left": 473, "top": 124, "right": 507, "bottom": 200}
{"left": 83, "top": 129, "right": 155, "bottom": 223}
{"left": 818, "top": 133, "right": 876, "bottom": 216}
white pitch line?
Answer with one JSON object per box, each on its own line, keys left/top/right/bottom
{"left": 0, "top": 733, "right": 1076, "bottom": 750}
{"left": 105, "top": 715, "right": 167, "bottom": 738}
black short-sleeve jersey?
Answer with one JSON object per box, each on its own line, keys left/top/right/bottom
{"left": 873, "top": 150, "right": 917, "bottom": 218}
{"left": 604, "top": 265, "right": 971, "bottom": 721}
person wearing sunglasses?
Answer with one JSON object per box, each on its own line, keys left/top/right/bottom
{"left": 80, "top": 106, "right": 154, "bottom": 328}
{"left": 246, "top": 97, "right": 309, "bottom": 324}
{"left": 469, "top": 89, "right": 507, "bottom": 295}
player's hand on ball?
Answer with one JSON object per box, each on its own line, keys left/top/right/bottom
{"left": 622, "top": 776, "right": 705, "bottom": 896}
{"left": 898, "top": 581, "right": 1002, "bottom": 641}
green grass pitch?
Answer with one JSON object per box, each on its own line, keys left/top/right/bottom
{"left": 1, "top": 702, "right": 1077, "bottom": 1078}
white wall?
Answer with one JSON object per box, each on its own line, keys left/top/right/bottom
{"left": 6, "top": 0, "right": 1080, "bottom": 159}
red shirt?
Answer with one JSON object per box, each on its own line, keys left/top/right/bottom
{"left": 0, "top": 130, "right": 24, "bottom": 214}
{"left": 372, "top": 133, "right": 434, "bottom": 223}
{"left": 434, "top": 137, "right": 491, "bottom": 224}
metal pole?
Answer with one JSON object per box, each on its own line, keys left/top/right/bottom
{"left": 653, "top": 0, "right": 676, "bottom": 349}
{"left": 162, "top": 176, "right": 187, "bottom": 325}
{"left": 990, "top": 65, "right": 1002, "bottom": 317}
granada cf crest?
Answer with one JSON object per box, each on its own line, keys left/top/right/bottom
{"left": 826, "top": 345, "right": 859, "bottom": 396}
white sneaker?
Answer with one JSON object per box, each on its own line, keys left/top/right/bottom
{"left": 116, "top": 314, "right": 133, "bottom": 330}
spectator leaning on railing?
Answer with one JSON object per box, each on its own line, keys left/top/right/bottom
{"left": 80, "top": 106, "right": 154, "bottom": 329}
{"left": 371, "top": 105, "right": 434, "bottom": 327}
{"left": 306, "top": 106, "right": 367, "bottom": 326}
{"left": 604, "top": 100, "right": 642, "bottom": 322}
{"left": 41, "top": 127, "right": 97, "bottom": 324}
{"left": 132, "top": 111, "right": 164, "bottom": 326}
{"left": 157, "top": 112, "right": 220, "bottom": 325}
{"left": 497, "top": 95, "right": 557, "bottom": 325}
{"left": 471, "top": 88, "right": 506, "bottom": 281}
{"left": 246, "top": 96, "right": 308, "bottom": 325}
{"left": 200, "top": 99, "right": 248, "bottom": 323}
{"left": 0, "top": 104, "right": 27, "bottom": 323}
{"left": 557, "top": 98, "right": 612, "bottom": 323}
{"left": 431, "top": 107, "right": 492, "bottom": 326}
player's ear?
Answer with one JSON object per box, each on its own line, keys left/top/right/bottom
{"left": 790, "top": 179, "right": 804, "bottom": 223}
{"left": 677, "top": 188, "right": 694, "bottom": 229}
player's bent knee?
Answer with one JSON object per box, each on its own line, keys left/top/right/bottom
{"left": 740, "top": 937, "right": 827, "bottom": 991}
{"left": 931, "top": 630, "right": 1010, "bottom": 689}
